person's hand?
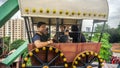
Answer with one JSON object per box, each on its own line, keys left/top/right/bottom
{"left": 65, "top": 32, "right": 69, "bottom": 36}
{"left": 49, "top": 40, "right": 53, "bottom": 44}
{"left": 47, "top": 40, "right": 53, "bottom": 44}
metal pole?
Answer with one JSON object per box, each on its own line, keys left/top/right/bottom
{"left": 48, "top": 19, "right": 51, "bottom": 39}
{"left": 78, "top": 19, "right": 83, "bottom": 33}
{"left": 89, "top": 21, "right": 95, "bottom": 42}
{"left": 56, "top": 18, "right": 60, "bottom": 41}
{"left": 31, "top": 17, "right": 35, "bottom": 35}
{"left": 61, "top": 19, "right": 63, "bottom": 25}
{"left": 24, "top": 17, "right": 31, "bottom": 43}
{"left": 77, "top": 19, "right": 83, "bottom": 42}
{"left": 98, "top": 22, "right": 106, "bottom": 42}
{"left": 27, "top": 17, "right": 32, "bottom": 41}
{"left": 3, "top": 26, "right": 5, "bottom": 54}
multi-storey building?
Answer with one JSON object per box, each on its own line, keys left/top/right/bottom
{"left": 0, "top": 18, "right": 27, "bottom": 43}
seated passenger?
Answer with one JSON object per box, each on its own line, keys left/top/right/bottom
{"left": 32, "top": 22, "right": 53, "bottom": 48}
{"left": 43, "top": 28, "right": 50, "bottom": 41}
{"left": 69, "top": 25, "right": 86, "bottom": 43}
{"left": 53, "top": 25, "right": 68, "bottom": 43}
{"left": 59, "top": 35, "right": 69, "bottom": 43}
{"left": 59, "top": 29, "right": 71, "bottom": 43}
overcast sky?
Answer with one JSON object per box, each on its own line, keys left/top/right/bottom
{"left": 107, "top": 0, "right": 120, "bottom": 28}
{"left": 0, "top": 0, "right": 120, "bottom": 28}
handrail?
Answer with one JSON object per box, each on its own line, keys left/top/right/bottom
{"left": 2, "top": 41, "right": 28, "bottom": 66}
{"left": 0, "top": 0, "right": 19, "bottom": 27}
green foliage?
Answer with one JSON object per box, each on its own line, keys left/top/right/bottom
{"left": 26, "top": 58, "right": 32, "bottom": 66}
{"left": 3, "top": 36, "right": 10, "bottom": 46}
{"left": 92, "top": 33, "right": 112, "bottom": 62}
{"left": 83, "top": 33, "right": 89, "bottom": 41}
{"left": 107, "top": 28, "right": 120, "bottom": 43}
{"left": 95, "top": 23, "right": 120, "bottom": 43}
{"left": 22, "top": 50, "right": 32, "bottom": 66}
{"left": 95, "top": 24, "right": 110, "bottom": 32}
{"left": 10, "top": 39, "right": 25, "bottom": 50}
{"left": 2, "top": 36, "right": 10, "bottom": 52}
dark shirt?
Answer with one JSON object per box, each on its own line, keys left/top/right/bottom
{"left": 59, "top": 35, "right": 68, "bottom": 43}
{"left": 53, "top": 32, "right": 64, "bottom": 42}
{"left": 42, "top": 34, "right": 50, "bottom": 41}
{"left": 32, "top": 33, "right": 48, "bottom": 43}
{"left": 69, "top": 32, "right": 86, "bottom": 43}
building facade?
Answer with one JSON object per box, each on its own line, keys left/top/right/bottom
{"left": 0, "top": 19, "right": 27, "bottom": 43}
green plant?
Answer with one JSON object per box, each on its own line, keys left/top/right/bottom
{"left": 22, "top": 50, "right": 32, "bottom": 66}
{"left": 10, "top": 39, "right": 25, "bottom": 50}
{"left": 92, "top": 33, "right": 112, "bottom": 62}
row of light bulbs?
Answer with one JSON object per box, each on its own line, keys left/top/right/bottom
{"left": 24, "top": 8, "right": 106, "bottom": 18}
{"left": 72, "top": 51, "right": 104, "bottom": 68}
{"left": 22, "top": 47, "right": 69, "bottom": 68}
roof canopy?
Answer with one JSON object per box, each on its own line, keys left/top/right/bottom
{"left": 18, "top": 0, "right": 109, "bottom": 21}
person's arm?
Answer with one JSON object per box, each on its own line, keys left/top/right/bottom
{"left": 34, "top": 40, "right": 53, "bottom": 48}
{"left": 32, "top": 34, "right": 53, "bottom": 48}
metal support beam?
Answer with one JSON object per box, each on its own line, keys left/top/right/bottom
{"left": 99, "top": 22, "right": 106, "bottom": 42}
{"left": 24, "top": 17, "right": 31, "bottom": 43}
{"left": 2, "top": 41, "right": 28, "bottom": 66}
{"left": 89, "top": 21, "right": 95, "bottom": 42}
{"left": 56, "top": 18, "right": 60, "bottom": 41}
{"left": 48, "top": 19, "right": 51, "bottom": 39}
{"left": 0, "top": 0, "right": 19, "bottom": 27}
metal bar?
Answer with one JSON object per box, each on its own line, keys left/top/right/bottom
{"left": 98, "top": 58, "right": 102, "bottom": 68}
{"left": 77, "top": 19, "right": 83, "bottom": 42}
{"left": 48, "top": 19, "right": 51, "bottom": 39}
{"left": 78, "top": 19, "right": 83, "bottom": 32}
{"left": 48, "top": 53, "right": 60, "bottom": 65}
{"left": 33, "top": 53, "right": 44, "bottom": 64}
{"left": 91, "top": 64, "right": 98, "bottom": 67}
{"left": 2, "top": 41, "right": 28, "bottom": 65}
{"left": 26, "top": 66, "right": 42, "bottom": 68}
{"left": 61, "top": 19, "right": 63, "bottom": 25}
{"left": 50, "top": 66, "right": 65, "bottom": 68}
{"left": 27, "top": 17, "right": 32, "bottom": 42}
{"left": 89, "top": 21, "right": 95, "bottom": 42}
{"left": 45, "top": 47, "right": 49, "bottom": 63}
{"left": 56, "top": 18, "right": 60, "bottom": 41}
{"left": 24, "top": 17, "right": 31, "bottom": 43}
{"left": 31, "top": 17, "right": 35, "bottom": 35}
{"left": 98, "top": 22, "right": 106, "bottom": 42}
{"left": 79, "top": 60, "right": 86, "bottom": 65}
{"left": 86, "top": 55, "right": 88, "bottom": 63}
{"left": 89, "top": 56, "right": 97, "bottom": 64}
{"left": 0, "top": 0, "right": 19, "bottom": 28}
{"left": 77, "top": 66, "right": 86, "bottom": 68}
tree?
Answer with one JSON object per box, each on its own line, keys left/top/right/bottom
{"left": 10, "top": 39, "right": 25, "bottom": 50}
{"left": 107, "top": 24, "right": 120, "bottom": 43}
{"left": 95, "top": 23, "right": 110, "bottom": 32}
{"left": 95, "top": 23, "right": 120, "bottom": 43}
{"left": 107, "top": 28, "right": 120, "bottom": 43}
{"left": 3, "top": 37, "right": 10, "bottom": 52}
{"left": 3, "top": 36, "right": 10, "bottom": 46}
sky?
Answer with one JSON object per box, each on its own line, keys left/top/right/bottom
{"left": 0, "top": 0, "right": 120, "bottom": 28}
{"left": 107, "top": 0, "right": 120, "bottom": 28}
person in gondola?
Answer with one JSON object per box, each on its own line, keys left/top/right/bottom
{"left": 69, "top": 25, "right": 86, "bottom": 43}
{"left": 53, "top": 25, "right": 70, "bottom": 43}
{"left": 32, "top": 22, "right": 53, "bottom": 48}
